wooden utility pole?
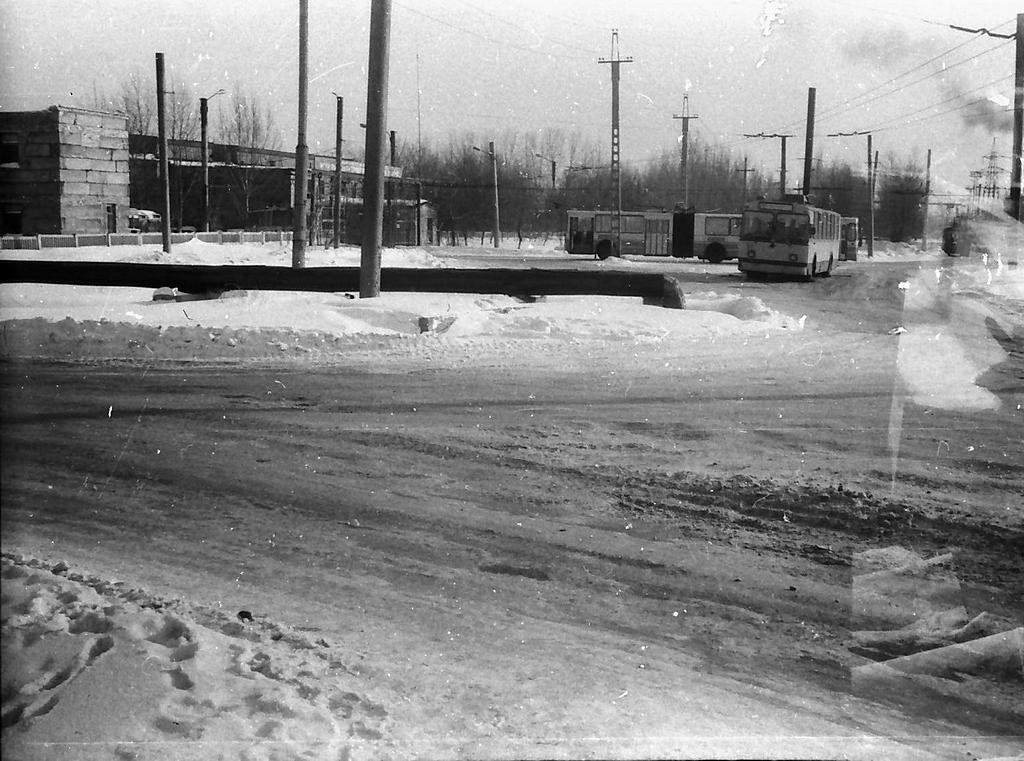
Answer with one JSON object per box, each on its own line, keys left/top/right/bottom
{"left": 599, "top": 30, "right": 632, "bottom": 256}
{"left": 360, "top": 0, "right": 392, "bottom": 297}
{"left": 155, "top": 53, "right": 171, "bottom": 254}
{"left": 736, "top": 156, "right": 754, "bottom": 206}
{"left": 292, "top": 0, "right": 309, "bottom": 268}
{"left": 745, "top": 133, "right": 791, "bottom": 198}
{"left": 921, "top": 148, "right": 931, "bottom": 251}
{"left": 867, "top": 133, "right": 875, "bottom": 258}
{"left": 802, "top": 87, "right": 816, "bottom": 199}
{"left": 672, "top": 95, "right": 698, "bottom": 208}
{"left": 333, "top": 95, "right": 343, "bottom": 249}
{"left": 1011, "top": 13, "right": 1023, "bottom": 220}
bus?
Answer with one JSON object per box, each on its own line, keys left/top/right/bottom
{"left": 738, "top": 197, "right": 841, "bottom": 279}
{"left": 565, "top": 208, "right": 740, "bottom": 261}
{"left": 674, "top": 211, "right": 742, "bottom": 262}
{"left": 565, "top": 210, "right": 672, "bottom": 258}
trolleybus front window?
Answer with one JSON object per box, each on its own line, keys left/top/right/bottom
{"left": 741, "top": 211, "right": 773, "bottom": 241}
{"left": 775, "top": 212, "right": 810, "bottom": 245}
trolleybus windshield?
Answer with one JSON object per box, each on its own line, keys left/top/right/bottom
{"left": 741, "top": 210, "right": 811, "bottom": 245}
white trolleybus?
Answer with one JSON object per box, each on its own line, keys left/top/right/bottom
{"left": 738, "top": 197, "right": 842, "bottom": 280}
{"left": 565, "top": 209, "right": 741, "bottom": 261}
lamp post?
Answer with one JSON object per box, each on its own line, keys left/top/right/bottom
{"left": 474, "top": 142, "right": 500, "bottom": 247}
{"left": 331, "top": 92, "right": 343, "bottom": 248}
{"left": 534, "top": 153, "right": 557, "bottom": 189}
{"left": 200, "top": 88, "right": 225, "bottom": 233}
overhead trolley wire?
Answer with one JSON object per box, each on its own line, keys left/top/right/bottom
{"left": 765, "top": 17, "right": 1015, "bottom": 135}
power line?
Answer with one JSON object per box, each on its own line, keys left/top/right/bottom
{"left": 848, "top": 73, "right": 1013, "bottom": 134}
{"left": 766, "top": 19, "right": 1014, "bottom": 135}
{"left": 393, "top": 1, "right": 599, "bottom": 63}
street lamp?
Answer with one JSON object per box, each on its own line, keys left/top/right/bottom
{"left": 201, "top": 88, "right": 225, "bottom": 232}
{"left": 473, "top": 141, "right": 500, "bottom": 247}
{"left": 534, "top": 153, "right": 557, "bottom": 189}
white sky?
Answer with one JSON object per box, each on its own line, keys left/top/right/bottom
{"left": 1, "top": 0, "right": 1020, "bottom": 199}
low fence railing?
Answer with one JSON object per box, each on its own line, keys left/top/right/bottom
{"left": 0, "top": 230, "right": 294, "bottom": 251}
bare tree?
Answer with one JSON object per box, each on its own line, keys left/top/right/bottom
{"left": 215, "top": 84, "right": 284, "bottom": 229}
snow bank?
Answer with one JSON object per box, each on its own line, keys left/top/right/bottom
{"left": 1, "top": 555, "right": 375, "bottom": 757}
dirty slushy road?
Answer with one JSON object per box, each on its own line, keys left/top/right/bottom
{"left": 2, "top": 258, "right": 1022, "bottom": 758}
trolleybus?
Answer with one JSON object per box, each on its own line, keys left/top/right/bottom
{"left": 565, "top": 208, "right": 741, "bottom": 261}
{"left": 738, "top": 197, "right": 841, "bottom": 279}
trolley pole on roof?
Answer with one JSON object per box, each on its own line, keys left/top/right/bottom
{"left": 599, "top": 30, "right": 632, "bottom": 256}
{"left": 672, "top": 95, "right": 698, "bottom": 208}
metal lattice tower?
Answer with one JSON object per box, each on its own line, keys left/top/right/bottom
{"left": 599, "top": 30, "right": 632, "bottom": 254}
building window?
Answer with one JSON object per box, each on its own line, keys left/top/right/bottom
{"left": 1, "top": 207, "right": 24, "bottom": 235}
{"left": 1, "top": 134, "right": 19, "bottom": 167}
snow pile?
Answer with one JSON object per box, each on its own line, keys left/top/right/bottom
{"left": 1, "top": 555, "right": 377, "bottom": 758}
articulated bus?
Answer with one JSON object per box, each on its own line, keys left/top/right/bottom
{"left": 738, "top": 198, "right": 842, "bottom": 279}
{"left": 565, "top": 208, "right": 741, "bottom": 261}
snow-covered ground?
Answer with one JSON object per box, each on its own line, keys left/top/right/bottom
{"left": 2, "top": 223, "right": 1022, "bottom": 759}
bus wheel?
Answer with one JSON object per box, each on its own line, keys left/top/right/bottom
{"left": 705, "top": 244, "right": 726, "bottom": 264}
{"left": 596, "top": 240, "right": 613, "bottom": 260}
{"left": 823, "top": 255, "right": 834, "bottom": 277}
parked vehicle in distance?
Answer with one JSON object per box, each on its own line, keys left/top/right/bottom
{"left": 128, "top": 208, "right": 161, "bottom": 233}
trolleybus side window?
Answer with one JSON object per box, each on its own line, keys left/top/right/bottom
{"left": 705, "top": 216, "right": 731, "bottom": 237}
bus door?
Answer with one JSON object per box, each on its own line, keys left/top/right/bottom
{"left": 567, "top": 212, "right": 595, "bottom": 254}
{"left": 644, "top": 215, "right": 670, "bottom": 255}
{"left": 671, "top": 210, "right": 696, "bottom": 257}
{"left": 840, "top": 218, "right": 859, "bottom": 261}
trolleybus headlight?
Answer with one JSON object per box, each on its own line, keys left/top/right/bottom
{"left": 789, "top": 253, "right": 797, "bottom": 261}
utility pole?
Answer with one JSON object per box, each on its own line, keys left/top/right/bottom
{"left": 599, "top": 29, "right": 632, "bottom": 256}
{"left": 201, "top": 88, "right": 224, "bottom": 233}
{"left": 1010, "top": 13, "right": 1023, "bottom": 220}
{"left": 871, "top": 149, "right": 879, "bottom": 256}
{"left": 333, "top": 94, "right": 343, "bottom": 249}
{"left": 475, "top": 142, "right": 500, "bottom": 247}
{"left": 736, "top": 156, "right": 754, "bottom": 206}
{"left": 535, "top": 153, "right": 557, "bottom": 189}
{"left": 921, "top": 148, "right": 931, "bottom": 251}
{"left": 155, "top": 53, "right": 171, "bottom": 254}
{"left": 802, "top": 87, "right": 816, "bottom": 199}
{"left": 867, "top": 133, "right": 875, "bottom": 258}
{"left": 672, "top": 95, "right": 698, "bottom": 208}
{"left": 292, "top": 0, "right": 309, "bottom": 268}
{"left": 385, "top": 129, "right": 396, "bottom": 247}
{"left": 360, "top": 0, "right": 392, "bottom": 297}
{"left": 743, "top": 133, "right": 792, "bottom": 198}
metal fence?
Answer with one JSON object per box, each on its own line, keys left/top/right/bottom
{"left": 1, "top": 231, "right": 293, "bottom": 251}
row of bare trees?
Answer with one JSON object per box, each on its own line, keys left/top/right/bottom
{"left": 92, "top": 73, "right": 928, "bottom": 241}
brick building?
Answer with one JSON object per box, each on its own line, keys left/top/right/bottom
{"left": 0, "top": 105, "right": 130, "bottom": 235}
{"left": 1, "top": 105, "right": 438, "bottom": 245}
